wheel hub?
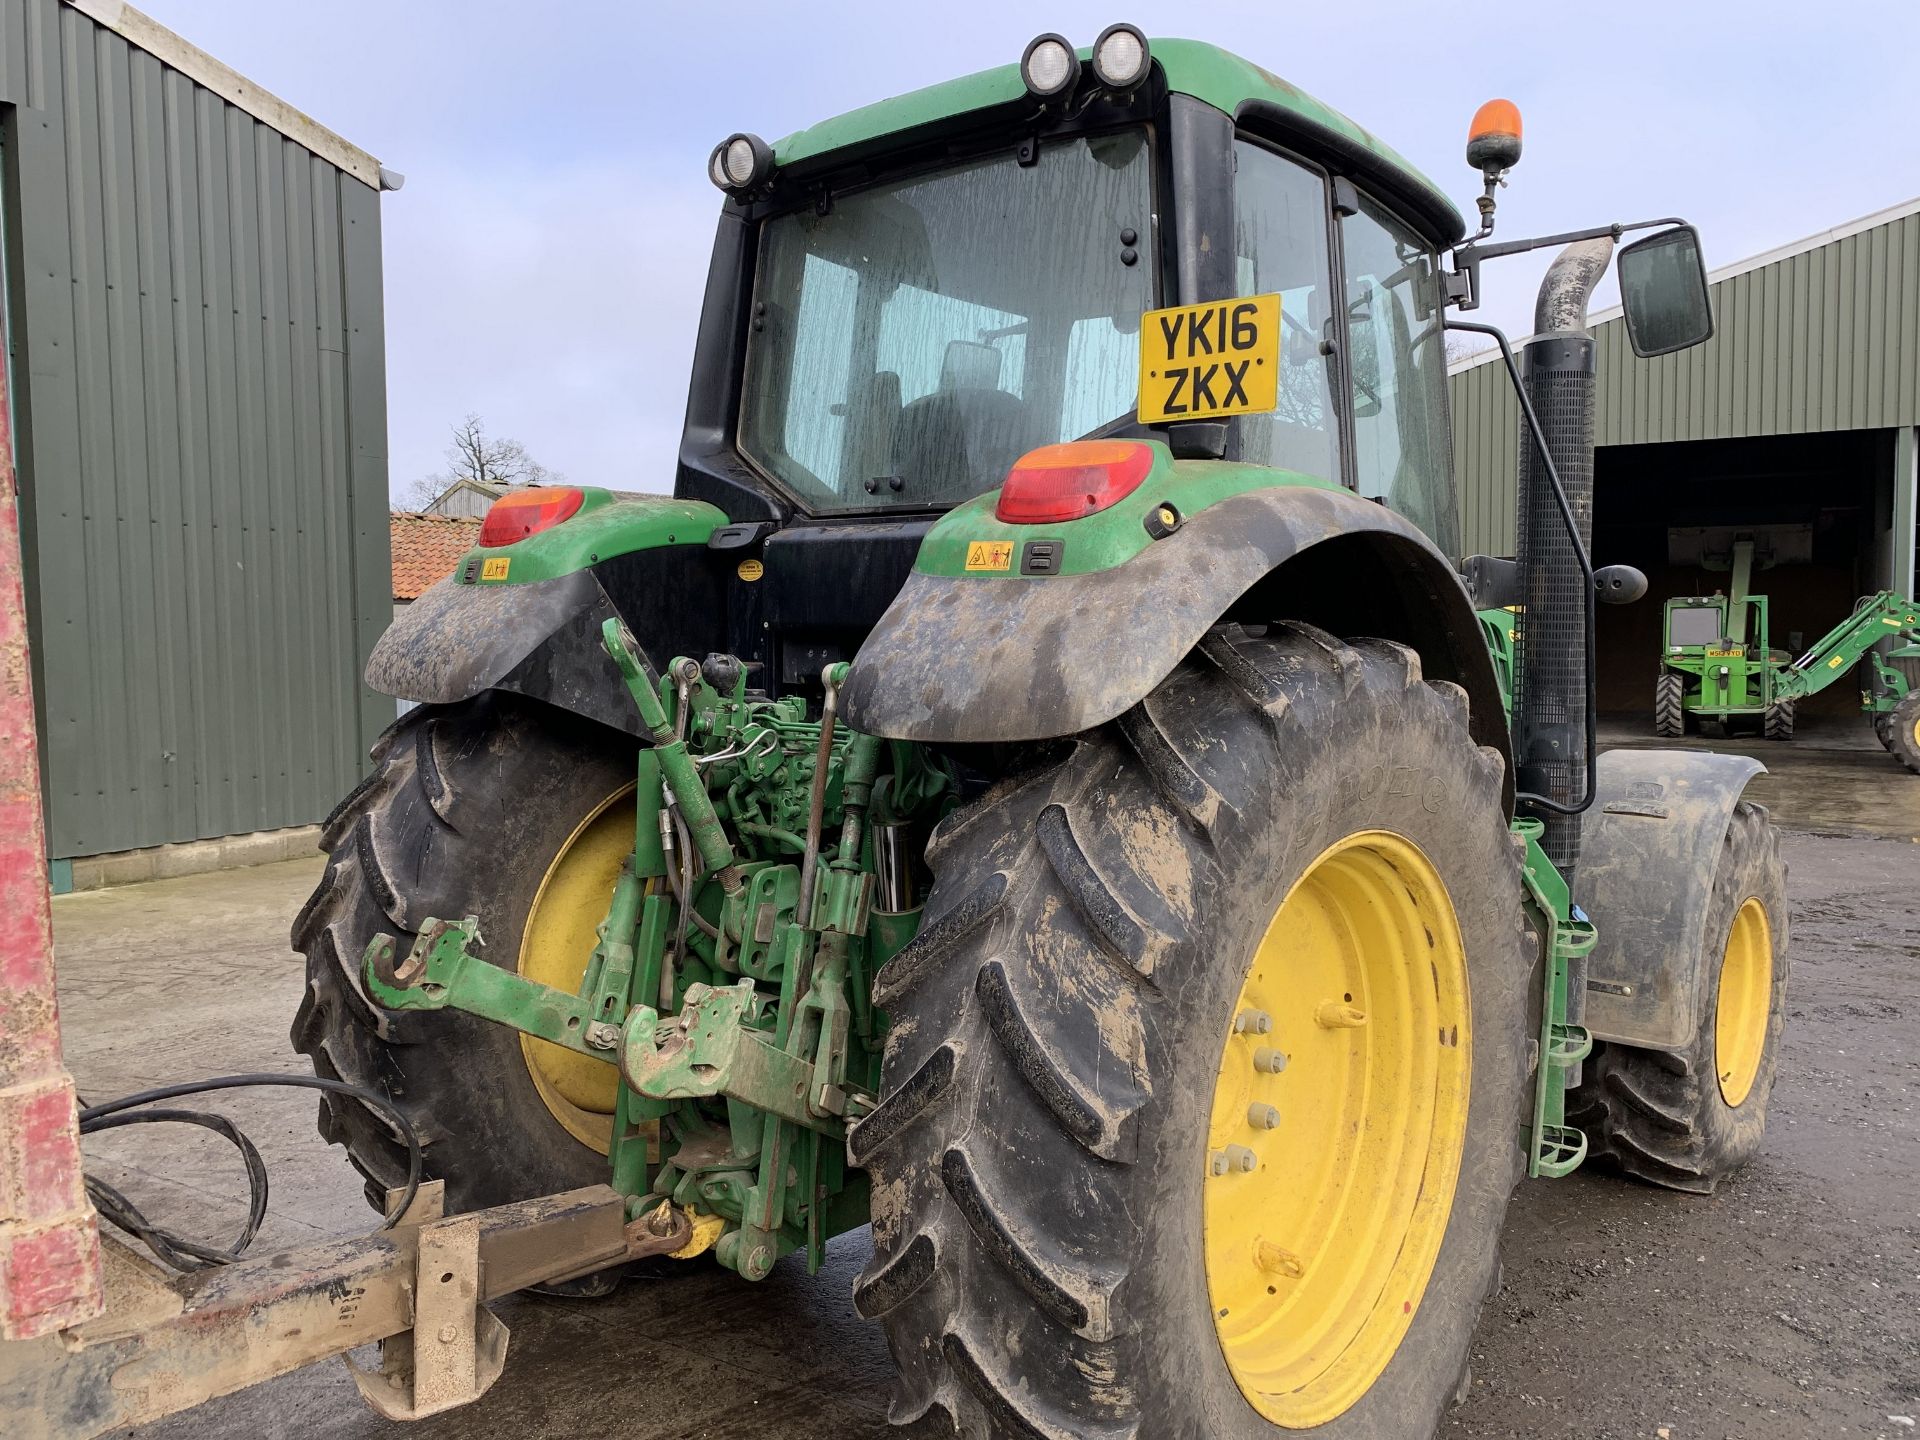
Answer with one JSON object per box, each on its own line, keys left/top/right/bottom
{"left": 518, "top": 786, "right": 636, "bottom": 1153}
{"left": 1713, "top": 896, "right": 1772, "bottom": 1107}
{"left": 1204, "top": 831, "right": 1472, "bottom": 1428}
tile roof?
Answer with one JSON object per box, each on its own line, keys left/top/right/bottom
{"left": 390, "top": 511, "right": 481, "bottom": 601}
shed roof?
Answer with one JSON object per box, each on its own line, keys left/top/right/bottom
{"left": 390, "top": 513, "right": 480, "bottom": 601}
{"left": 60, "top": 0, "right": 390, "bottom": 189}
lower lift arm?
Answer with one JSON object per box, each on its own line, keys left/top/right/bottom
{"left": 364, "top": 919, "right": 858, "bottom": 1140}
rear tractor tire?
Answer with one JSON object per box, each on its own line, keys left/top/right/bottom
{"left": 292, "top": 693, "right": 638, "bottom": 1286}
{"left": 1567, "top": 800, "right": 1787, "bottom": 1193}
{"left": 1762, "top": 697, "right": 1795, "bottom": 742}
{"left": 853, "top": 624, "right": 1531, "bottom": 1440}
{"left": 1884, "top": 691, "right": 1920, "bottom": 774}
{"left": 1653, "top": 672, "right": 1686, "bottom": 738}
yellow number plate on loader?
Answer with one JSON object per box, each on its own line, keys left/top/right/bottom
{"left": 1138, "top": 294, "right": 1281, "bottom": 424}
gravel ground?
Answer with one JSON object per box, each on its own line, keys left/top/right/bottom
{"left": 1451, "top": 829, "right": 1920, "bottom": 1440}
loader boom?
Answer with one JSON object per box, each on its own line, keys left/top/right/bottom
{"left": 1779, "top": 590, "right": 1920, "bottom": 699}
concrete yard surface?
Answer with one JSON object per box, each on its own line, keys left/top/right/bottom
{"left": 40, "top": 803, "right": 1920, "bottom": 1438}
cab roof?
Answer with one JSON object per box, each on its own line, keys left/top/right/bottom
{"left": 771, "top": 37, "right": 1466, "bottom": 246}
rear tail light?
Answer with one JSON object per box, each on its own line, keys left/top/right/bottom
{"left": 478, "top": 486, "right": 585, "bottom": 547}
{"left": 994, "top": 441, "right": 1154, "bottom": 524}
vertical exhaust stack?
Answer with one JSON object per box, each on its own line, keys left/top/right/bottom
{"left": 1515, "top": 237, "right": 1612, "bottom": 872}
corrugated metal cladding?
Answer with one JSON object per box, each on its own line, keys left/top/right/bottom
{"left": 0, "top": 0, "right": 392, "bottom": 858}
{"left": 1451, "top": 205, "right": 1920, "bottom": 556}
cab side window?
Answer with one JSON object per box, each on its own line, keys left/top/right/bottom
{"left": 1232, "top": 142, "right": 1339, "bottom": 481}
{"left": 1338, "top": 194, "right": 1460, "bottom": 555}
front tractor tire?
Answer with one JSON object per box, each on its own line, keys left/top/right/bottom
{"left": 1884, "top": 691, "right": 1920, "bottom": 774}
{"left": 1568, "top": 799, "right": 1788, "bottom": 1193}
{"left": 853, "top": 625, "right": 1531, "bottom": 1440}
{"left": 292, "top": 693, "right": 637, "bottom": 1269}
{"left": 1762, "top": 697, "right": 1795, "bottom": 742}
{"left": 1653, "top": 671, "right": 1686, "bottom": 737}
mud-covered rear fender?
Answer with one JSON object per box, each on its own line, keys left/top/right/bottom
{"left": 368, "top": 571, "right": 645, "bottom": 735}
{"left": 1574, "top": 749, "right": 1767, "bottom": 1050}
{"left": 840, "top": 484, "right": 1511, "bottom": 800}
{"left": 368, "top": 538, "right": 728, "bottom": 736}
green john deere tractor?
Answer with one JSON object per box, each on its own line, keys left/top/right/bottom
{"left": 1654, "top": 534, "right": 1920, "bottom": 767}
{"left": 294, "top": 31, "right": 1789, "bottom": 1438}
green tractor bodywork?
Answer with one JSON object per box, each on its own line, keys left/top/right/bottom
{"left": 307, "top": 31, "right": 1781, "bottom": 1437}
{"left": 1658, "top": 536, "right": 1920, "bottom": 741}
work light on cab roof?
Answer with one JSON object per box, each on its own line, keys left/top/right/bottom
{"left": 1019, "top": 32, "right": 1078, "bottom": 99}
{"left": 1021, "top": 23, "right": 1150, "bottom": 100}
{"left": 1090, "top": 23, "right": 1149, "bottom": 89}
{"left": 707, "top": 131, "right": 773, "bottom": 194}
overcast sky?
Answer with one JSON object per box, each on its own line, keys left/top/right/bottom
{"left": 141, "top": 1, "right": 1920, "bottom": 501}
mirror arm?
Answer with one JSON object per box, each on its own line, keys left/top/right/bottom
{"left": 1444, "top": 217, "right": 1690, "bottom": 311}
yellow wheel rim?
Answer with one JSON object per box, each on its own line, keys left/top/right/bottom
{"left": 1204, "top": 831, "right": 1472, "bottom": 1428}
{"left": 1713, "top": 897, "right": 1772, "bottom": 1108}
{"left": 517, "top": 784, "right": 635, "bottom": 1153}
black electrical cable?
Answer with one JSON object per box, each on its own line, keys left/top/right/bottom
{"left": 81, "top": 1108, "right": 269, "bottom": 1270}
{"left": 77, "top": 1073, "right": 423, "bottom": 1272}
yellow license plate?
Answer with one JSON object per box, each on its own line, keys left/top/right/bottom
{"left": 1138, "top": 293, "right": 1281, "bottom": 424}
{"left": 1705, "top": 648, "right": 1741, "bottom": 657}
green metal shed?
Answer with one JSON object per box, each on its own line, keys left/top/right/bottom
{"left": 0, "top": 0, "right": 394, "bottom": 863}
{"left": 1450, "top": 197, "right": 1920, "bottom": 715}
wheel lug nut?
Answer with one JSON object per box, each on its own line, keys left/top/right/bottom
{"left": 1223, "top": 1144, "right": 1257, "bottom": 1173}
{"left": 1315, "top": 1001, "right": 1367, "bottom": 1029}
{"left": 1247, "top": 1103, "right": 1280, "bottom": 1130}
{"left": 1209, "top": 1150, "right": 1230, "bottom": 1176}
{"left": 1252, "top": 1046, "right": 1288, "bottom": 1074}
{"left": 1234, "top": 1009, "right": 1273, "bottom": 1035}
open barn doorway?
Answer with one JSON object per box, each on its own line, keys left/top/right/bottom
{"left": 1591, "top": 429, "right": 1897, "bottom": 725}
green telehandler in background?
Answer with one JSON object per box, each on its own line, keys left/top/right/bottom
{"left": 260, "top": 30, "right": 1788, "bottom": 1440}
{"left": 1655, "top": 533, "right": 1920, "bottom": 769}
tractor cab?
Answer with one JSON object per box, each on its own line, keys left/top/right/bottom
{"left": 1665, "top": 594, "right": 1739, "bottom": 652}
{"left": 672, "top": 33, "right": 1467, "bottom": 686}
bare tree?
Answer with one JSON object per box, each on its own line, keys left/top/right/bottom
{"left": 1445, "top": 330, "right": 1490, "bottom": 365}
{"left": 404, "top": 414, "right": 564, "bottom": 509}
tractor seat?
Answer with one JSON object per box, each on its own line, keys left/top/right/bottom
{"left": 892, "top": 341, "right": 1029, "bottom": 500}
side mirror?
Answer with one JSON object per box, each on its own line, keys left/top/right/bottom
{"left": 1617, "top": 225, "right": 1713, "bottom": 358}
{"left": 1345, "top": 311, "right": 1383, "bottom": 419}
